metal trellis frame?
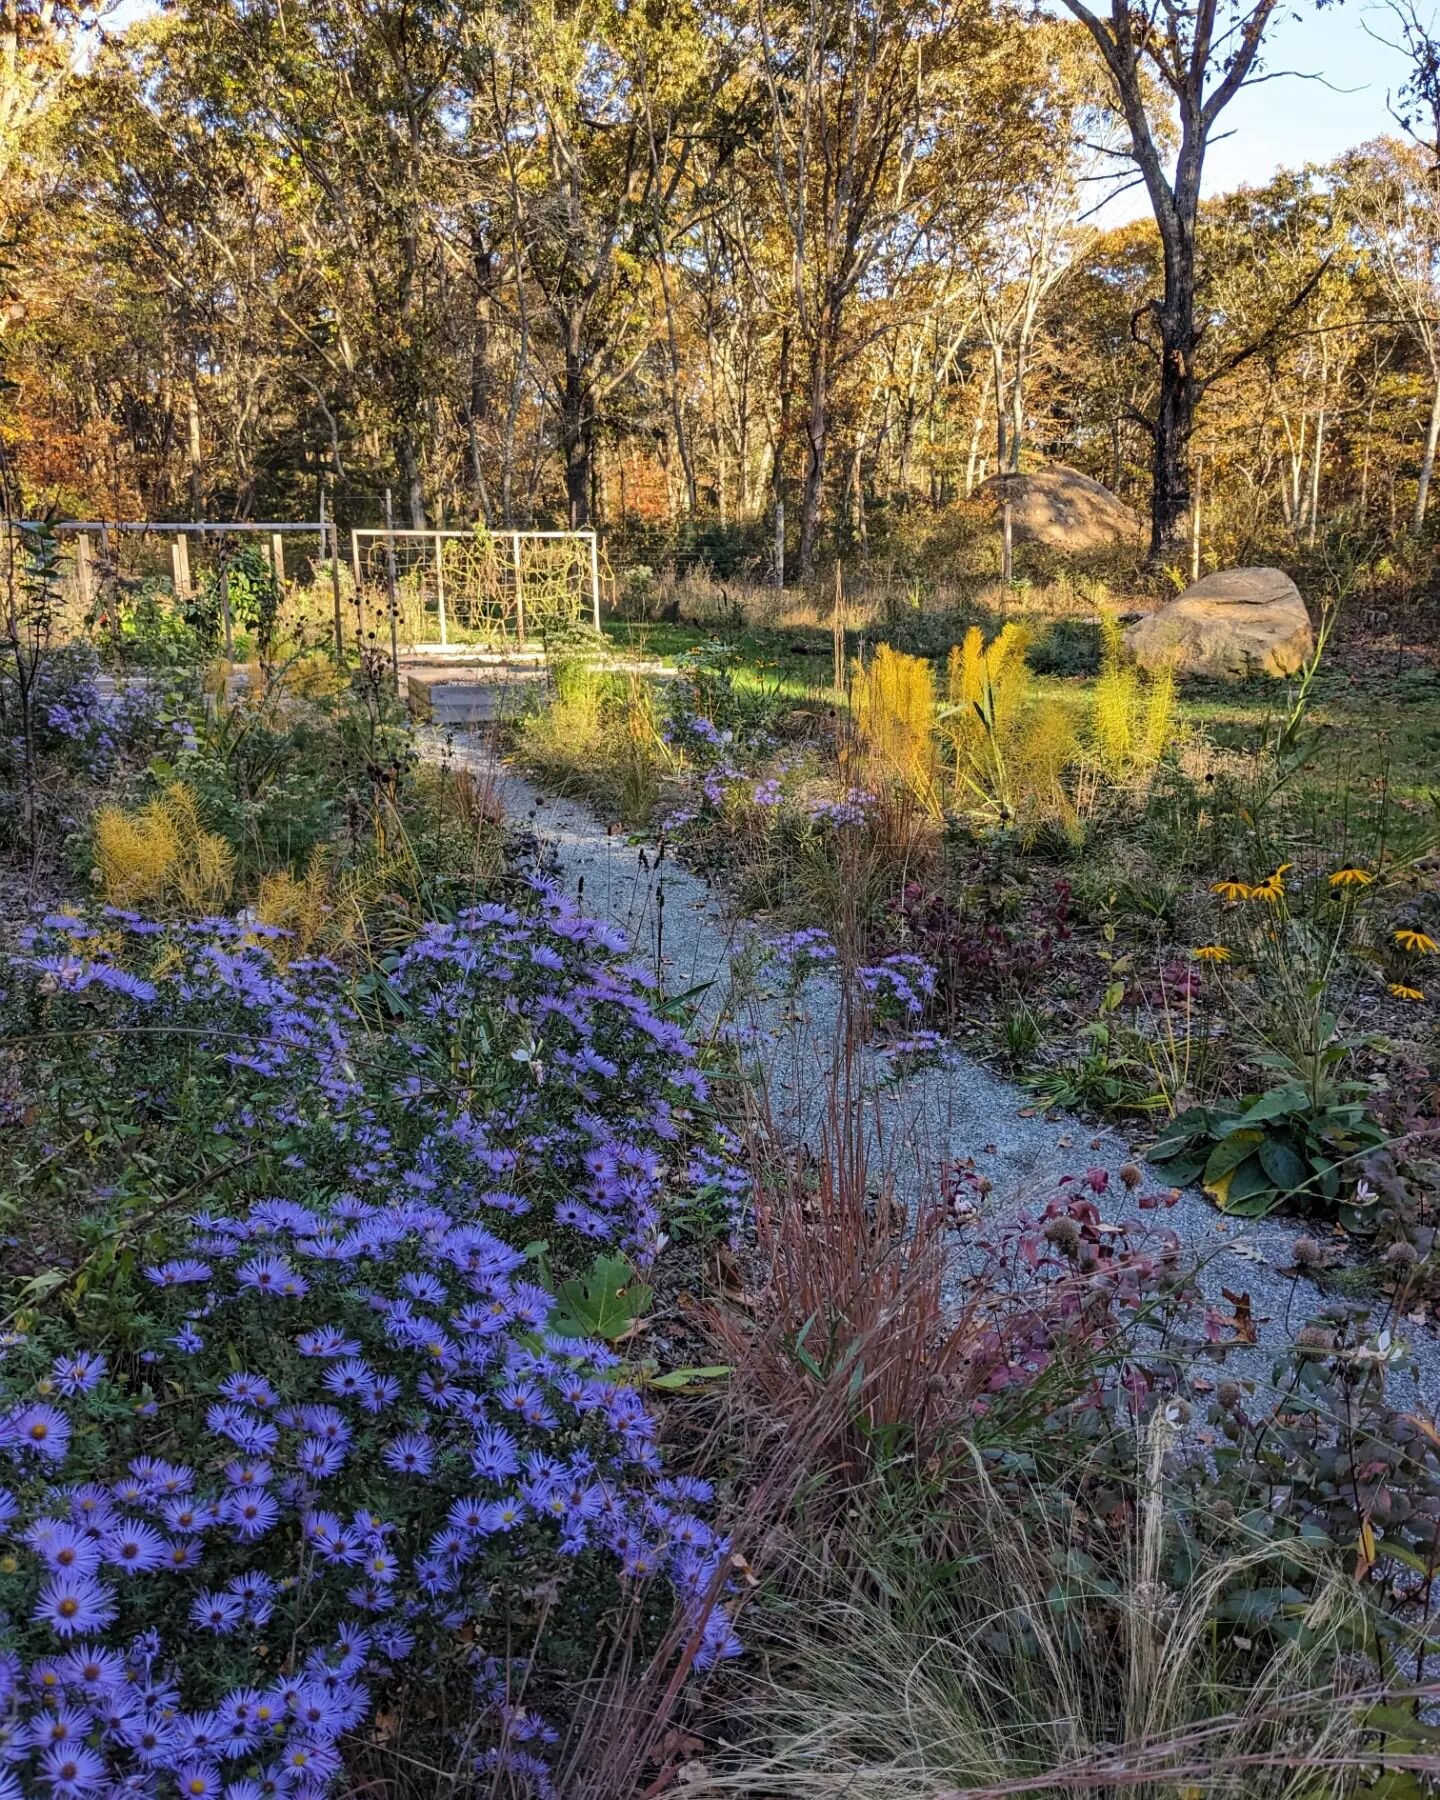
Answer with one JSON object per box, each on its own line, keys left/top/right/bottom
{"left": 348, "top": 527, "right": 601, "bottom": 648}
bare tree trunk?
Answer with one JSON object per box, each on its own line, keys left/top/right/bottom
{"left": 965, "top": 365, "right": 995, "bottom": 497}
{"left": 798, "top": 330, "right": 831, "bottom": 578}
{"left": 1306, "top": 409, "right": 1325, "bottom": 548}
{"left": 465, "top": 228, "right": 495, "bottom": 525}
{"left": 1413, "top": 363, "right": 1440, "bottom": 533}
{"left": 401, "top": 433, "right": 426, "bottom": 530}
{"left": 1150, "top": 236, "right": 1199, "bottom": 559}
{"left": 187, "top": 384, "right": 203, "bottom": 520}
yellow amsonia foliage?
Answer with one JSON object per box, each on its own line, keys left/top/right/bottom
{"left": 851, "top": 644, "right": 940, "bottom": 813}
{"left": 1091, "top": 615, "right": 1174, "bottom": 776}
{"left": 254, "top": 852, "right": 336, "bottom": 963}
{"left": 94, "top": 784, "right": 235, "bottom": 912}
{"left": 254, "top": 848, "right": 405, "bottom": 965}
{"left": 942, "top": 625, "right": 1075, "bottom": 822}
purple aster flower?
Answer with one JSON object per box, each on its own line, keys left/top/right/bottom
{"left": 224, "top": 1459, "right": 272, "bottom": 1488}
{"left": 235, "top": 1254, "right": 306, "bottom": 1297}
{"left": 25, "top": 1519, "right": 101, "bottom": 1576}
{"left": 381, "top": 1432, "right": 434, "bottom": 1477}
{"left": 360, "top": 1373, "right": 401, "bottom": 1414}
{"left": 294, "top": 1437, "right": 346, "bottom": 1479}
{"left": 34, "top": 1574, "right": 117, "bottom": 1638}
{"left": 51, "top": 1352, "right": 106, "bottom": 1396}
{"left": 296, "top": 1326, "right": 360, "bottom": 1358}
{"left": 218, "top": 1373, "right": 276, "bottom": 1410}
{"left": 321, "top": 1357, "right": 374, "bottom": 1401}
{"left": 38, "top": 1744, "right": 108, "bottom": 1797}
{"left": 59, "top": 1644, "right": 127, "bottom": 1695}
{"left": 223, "top": 1490, "right": 279, "bottom": 1539}
{"left": 174, "top": 1763, "right": 222, "bottom": 1798}
{"left": 144, "top": 1259, "right": 212, "bottom": 1287}
{"left": 298, "top": 1404, "right": 350, "bottom": 1445}
{"left": 102, "top": 1521, "right": 168, "bottom": 1574}
{"left": 190, "top": 1590, "right": 244, "bottom": 1633}
{"left": 12, "top": 1402, "right": 71, "bottom": 1462}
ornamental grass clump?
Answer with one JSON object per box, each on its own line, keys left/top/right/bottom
{"left": 0, "top": 891, "right": 748, "bottom": 1796}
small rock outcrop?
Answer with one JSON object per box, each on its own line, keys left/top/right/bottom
{"left": 980, "top": 467, "right": 1144, "bottom": 552}
{"left": 1127, "top": 567, "right": 1313, "bottom": 680}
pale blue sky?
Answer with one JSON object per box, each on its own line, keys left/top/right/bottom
{"left": 1102, "top": 0, "right": 1420, "bottom": 218}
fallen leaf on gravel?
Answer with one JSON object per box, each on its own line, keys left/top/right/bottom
{"left": 1221, "top": 1289, "right": 1258, "bottom": 1344}
{"left": 1228, "top": 1242, "right": 1270, "bottom": 1265}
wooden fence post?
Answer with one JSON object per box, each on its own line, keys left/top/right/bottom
{"left": 1001, "top": 489, "right": 1013, "bottom": 585}
{"left": 832, "top": 561, "right": 845, "bottom": 696}
{"left": 434, "top": 531, "right": 448, "bottom": 646}
{"left": 383, "top": 488, "right": 401, "bottom": 686}
{"left": 588, "top": 530, "right": 601, "bottom": 631}
{"left": 271, "top": 532, "right": 285, "bottom": 586}
{"left": 75, "top": 534, "right": 94, "bottom": 614}
{"left": 219, "top": 537, "right": 234, "bottom": 662}
{"left": 512, "top": 531, "right": 525, "bottom": 643}
{"left": 321, "top": 488, "right": 343, "bottom": 661}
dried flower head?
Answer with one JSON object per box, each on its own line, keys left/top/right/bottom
{"left": 1042, "top": 1215, "right": 1081, "bottom": 1254}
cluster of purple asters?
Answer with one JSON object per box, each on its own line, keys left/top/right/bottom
{"left": 19, "top": 647, "right": 166, "bottom": 777}
{"left": 804, "top": 787, "right": 876, "bottom": 830}
{"left": 0, "top": 881, "right": 747, "bottom": 1795}
{"left": 854, "top": 951, "right": 937, "bottom": 1021}
{"left": 763, "top": 932, "right": 937, "bottom": 1029}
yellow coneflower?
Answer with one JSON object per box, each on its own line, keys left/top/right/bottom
{"left": 1395, "top": 928, "right": 1439, "bottom": 955}
{"left": 1211, "top": 878, "right": 1251, "bottom": 902}
{"left": 1389, "top": 982, "right": 1426, "bottom": 1001}
{"left": 1328, "top": 867, "right": 1373, "bottom": 889}
{"left": 1249, "top": 864, "right": 1292, "bottom": 904}
{"left": 1192, "top": 944, "right": 1231, "bottom": 963}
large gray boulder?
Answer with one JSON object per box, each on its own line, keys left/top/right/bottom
{"left": 981, "top": 466, "right": 1144, "bottom": 552}
{"left": 1127, "top": 567, "right": 1313, "bottom": 680}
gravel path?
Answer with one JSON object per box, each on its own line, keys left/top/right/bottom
{"left": 428, "top": 722, "right": 1438, "bottom": 1410}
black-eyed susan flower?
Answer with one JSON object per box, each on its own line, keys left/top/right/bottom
{"left": 1249, "top": 863, "right": 1292, "bottom": 903}
{"left": 1328, "top": 867, "right": 1373, "bottom": 889}
{"left": 1192, "top": 944, "right": 1231, "bottom": 963}
{"left": 1389, "top": 982, "right": 1426, "bottom": 1001}
{"left": 1394, "top": 928, "right": 1438, "bottom": 955}
{"left": 1211, "top": 878, "right": 1251, "bottom": 902}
